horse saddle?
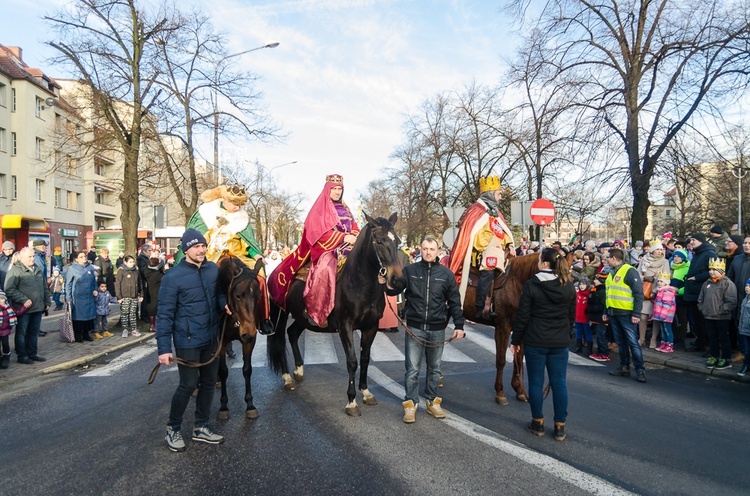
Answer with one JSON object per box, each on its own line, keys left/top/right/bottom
{"left": 466, "top": 266, "right": 512, "bottom": 292}
{"left": 293, "top": 257, "right": 347, "bottom": 283}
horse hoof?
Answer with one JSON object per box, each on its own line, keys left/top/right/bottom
{"left": 218, "top": 410, "right": 230, "bottom": 421}
{"left": 495, "top": 394, "right": 509, "bottom": 406}
{"left": 345, "top": 405, "right": 361, "bottom": 416}
{"left": 363, "top": 396, "right": 378, "bottom": 406}
{"left": 284, "top": 382, "right": 296, "bottom": 391}
{"left": 215, "top": 381, "right": 222, "bottom": 389}
{"left": 516, "top": 393, "right": 528, "bottom": 403}
{"left": 293, "top": 373, "right": 304, "bottom": 383}
{"left": 246, "top": 409, "right": 259, "bottom": 420}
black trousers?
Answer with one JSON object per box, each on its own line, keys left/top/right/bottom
{"left": 168, "top": 344, "right": 219, "bottom": 428}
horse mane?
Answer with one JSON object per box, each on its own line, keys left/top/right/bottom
{"left": 508, "top": 252, "right": 541, "bottom": 282}
{"left": 341, "top": 221, "right": 374, "bottom": 272}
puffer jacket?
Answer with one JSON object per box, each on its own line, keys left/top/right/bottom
{"left": 652, "top": 286, "right": 677, "bottom": 323}
{"left": 115, "top": 265, "right": 142, "bottom": 299}
{"left": 511, "top": 271, "right": 576, "bottom": 348}
{"left": 683, "top": 242, "right": 716, "bottom": 302}
{"left": 698, "top": 276, "right": 737, "bottom": 320}
{"left": 156, "top": 259, "right": 227, "bottom": 354}
{"left": 4, "top": 261, "right": 51, "bottom": 313}
{"left": 738, "top": 295, "right": 750, "bottom": 337}
{"left": 402, "top": 259, "right": 465, "bottom": 331}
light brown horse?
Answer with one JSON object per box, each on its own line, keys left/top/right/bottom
{"left": 461, "top": 249, "right": 576, "bottom": 405}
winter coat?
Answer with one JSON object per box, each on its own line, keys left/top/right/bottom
{"left": 511, "top": 271, "right": 576, "bottom": 349}
{"left": 575, "top": 288, "right": 590, "bottom": 323}
{"left": 155, "top": 259, "right": 227, "bottom": 355}
{"left": 0, "top": 252, "right": 13, "bottom": 289}
{"left": 0, "top": 302, "right": 27, "bottom": 336}
{"left": 65, "top": 262, "right": 98, "bottom": 321}
{"left": 4, "top": 261, "right": 51, "bottom": 313}
{"left": 48, "top": 273, "right": 65, "bottom": 294}
{"left": 709, "top": 232, "right": 728, "bottom": 258}
{"left": 727, "top": 253, "right": 750, "bottom": 314}
{"left": 637, "top": 252, "right": 671, "bottom": 315}
{"left": 670, "top": 259, "right": 690, "bottom": 296}
{"left": 115, "top": 265, "right": 143, "bottom": 300}
{"left": 629, "top": 247, "right": 643, "bottom": 265}
{"left": 401, "top": 259, "right": 465, "bottom": 331}
{"left": 586, "top": 282, "right": 607, "bottom": 324}
{"left": 143, "top": 266, "right": 164, "bottom": 316}
{"left": 652, "top": 286, "right": 677, "bottom": 323}
{"left": 94, "top": 255, "right": 115, "bottom": 291}
{"left": 683, "top": 242, "right": 717, "bottom": 302}
{"left": 95, "top": 291, "right": 117, "bottom": 316}
{"left": 738, "top": 295, "right": 750, "bottom": 338}
{"left": 698, "top": 276, "right": 737, "bottom": 320}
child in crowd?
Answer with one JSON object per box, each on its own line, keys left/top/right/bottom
{"left": 48, "top": 267, "right": 65, "bottom": 311}
{"left": 115, "top": 255, "right": 143, "bottom": 338}
{"left": 575, "top": 276, "right": 593, "bottom": 355}
{"left": 0, "top": 290, "right": 27, "bottom": 369}
{"left": 94, "top": 282, "right": 118, "bottom": 338}
{"left": 736, "top": 278, "right": 750, "bottom": 377}
{"left": 587, "top": 271, "right": 610, "bottom": 362}
{"left": 652, "top": 272, "right": 677, "bottom": 353}
{"left": 697, "top": 258, "right": 737, "bottom": 370}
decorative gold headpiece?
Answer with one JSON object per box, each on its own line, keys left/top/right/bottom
{"left": 657, "top": 272, "right": 671, "bottom": 283}
{"left": 199, "top": 184, "right": 248, "bottom": 207}
{"left": 708, "top": 257, "right": 726, "bottom": 272}
{"left": 326, "top": 174, "right": 344, "bottom": 185}
{"left": 479, "top": 175, "right": 501, "bottom": 194}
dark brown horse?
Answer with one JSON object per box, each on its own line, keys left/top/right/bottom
{"left": 461, "top": 249, "right": 575, "bottom": 405}
{"left": 268, "top": 213, "right": 406, "bottom": 416}
{"left": 216, "top": 254, "right": 263, "bottom": 420}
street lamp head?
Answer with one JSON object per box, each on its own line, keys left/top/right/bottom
{"left": 265, "top": 42, "right": 280, "bottom": 49}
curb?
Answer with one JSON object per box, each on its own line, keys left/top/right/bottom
{"left": 41, "top": 334, "right": 155, "bottom": 375}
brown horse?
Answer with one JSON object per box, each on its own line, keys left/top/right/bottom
{"left": 216, "top": 254, "right": 263, "bottom": 420}
{"left": 461, "top": 249, "right": 576, "bottom": 405}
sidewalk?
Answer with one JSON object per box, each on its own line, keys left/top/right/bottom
{"left": 0, "top": 306, "right": 154, "bottom": 389}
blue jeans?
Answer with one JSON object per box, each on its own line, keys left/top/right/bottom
{"left": 169, "top": 344, "right": 219, "bottom": 428}
{"left": 739, "top": 335, "right": 750, "bottom": 367}
{"left": 705, "top": 319, "right": 731, "bottom": 360}
{"left": 15, "top": 311, "right": 43, "bottom": 359}
{"left": 592, "top": 322, "right": 609, "bottom": 355}
{"left": 575, "top": 322, "right": 592, "bottom": 341}
{"left": 524, "top": 346, "right": 568, "bottom": 423}
{"left": 52, "top": 292, "right": 62, "bottom": 307}
{"left": 656, "top": 320, "right": 673, "bottom": 344}
{"left": 609, "top": 314, "right": 644, "bottom": 372}
{"left": 404, "top": 327, "right": 445, "bottom": 403}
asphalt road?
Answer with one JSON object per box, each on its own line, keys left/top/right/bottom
{"left": 2, "top": 322, "right": 749, "bottom": 496}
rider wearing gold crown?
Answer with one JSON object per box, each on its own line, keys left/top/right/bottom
{"left": 448, "top": 175, "right": 514, "bottom": 321}
{"left": 177, "top": 184, "right": 274, "bottom": 335}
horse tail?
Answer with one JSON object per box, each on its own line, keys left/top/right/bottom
{"left": 267, "top": 303, "right": 288, "bottom": 375}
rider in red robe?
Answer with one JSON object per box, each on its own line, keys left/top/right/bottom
{"left": 448, "top": 175, "right": 514, "bottom": 321}
{"left": 268, "top": 174, "right": 359, "bottom": 327}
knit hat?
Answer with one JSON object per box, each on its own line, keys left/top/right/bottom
{"left": 599, "top": 242, "right": 611, "bottom": 248}
{"left": 635, "top": 240, "right": 643, "bottom": 247}
{"left": 690, "top": 232, "right": 706, "bottom": 243}
{"left": 745, "top": 278, "right": 750, "bottom": 286}
{"left": 729, "top": 234, "right": 743, "bottom": 246}
{"left": 2, "top": 241, "right": 15, "bottom": 250}
{"left": 32, "top": 239, "right": 48, "bottom": 247}
{"left": 672, "top": 249, "right": 688, "bottom": 262}
{"left": 578, "top": 276, "right": 591, "bottom": 287}
{"left": 0, "top": 290, "right": 6, "bottom": 300}
{"left": 181, "top": 229, "right": 207, "bottom": 252}
{"left": 710, "top": 224, "right": 723, "bottom": 235}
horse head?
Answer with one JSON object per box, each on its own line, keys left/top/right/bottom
{"left": 218, "top": 255, "right": 261, "bottom": 345}
{"left": 363, "top": 211, "right": 406, "bottom": 293}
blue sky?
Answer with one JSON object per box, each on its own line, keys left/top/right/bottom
{"left": 2, "top": 0, "right": 515, "bottom": 208}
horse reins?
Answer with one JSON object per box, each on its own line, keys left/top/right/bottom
{"left": 147, "top": 265, "right": 244, "bottom": 385}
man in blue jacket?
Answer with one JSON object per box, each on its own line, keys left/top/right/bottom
{"left": 156, "top": 229, "right": 228, "bottom": 452}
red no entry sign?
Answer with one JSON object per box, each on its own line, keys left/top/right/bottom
{"left": 530, "top": 198, "right": 555, "bottom": 225}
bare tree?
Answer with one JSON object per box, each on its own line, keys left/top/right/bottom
{"left": 509, "top": 0, "right": 750, "bottom": 242}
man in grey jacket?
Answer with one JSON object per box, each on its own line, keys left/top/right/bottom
{"left": 4, "top": 247, "right": 50, "bottom": 364}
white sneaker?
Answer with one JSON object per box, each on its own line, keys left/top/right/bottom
{"left": 132, "top": 329, "right": 142, "bottom": 337}
{"left": 122, "top": 330, "right": 129, "bottom": 338}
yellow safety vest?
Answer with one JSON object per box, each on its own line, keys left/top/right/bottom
{"left": 606, "top": 264, "right": 635, "bottom": 310}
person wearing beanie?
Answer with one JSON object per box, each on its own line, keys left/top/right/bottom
{"left": 48, "top": 267, "right": 65, "bottom": 311}
{"left": 736, "top": 278, "right": 750, "bottom": 376}
{"left": 629, "top": 240, "right": 644, "bottom": 265}
{"left": 708, "top": 224, "right": 729, "bottom": 258}
{"left": 179, "top": 184, "right": 274, "bottom": 335}
{"left": 670, "top": 249, "right": 691, "bottom": 349}
{"left": 725, "top": 234, "right": 744, "bottom": 269}
{"left": 574, "top": 276, "right": 593, "bottom": 355}
{"left": 683, "top": 233, "right": 716, "bottom": 352}
{"left": 698, "top": 258, "right": 736, "bottom": 370}
{"left": 156, "top": 228, "right": 228, "bottom": 452}
{"left": 1, "top": 240, "right": 16, "bottom": 288}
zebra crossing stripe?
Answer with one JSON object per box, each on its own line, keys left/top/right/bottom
{"left": 229, "top": 334, "right": 269, "bottom": 368}
{"left": 304, "top": 332, "right": 339, "bottom": 364}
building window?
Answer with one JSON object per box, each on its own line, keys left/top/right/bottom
{"left": 0, "top": 127, "right": 5, "bottom": 152}
{"left": 0, "top": 173, "right": 5, "bottom": 197}
{"left": 67, "top": 156, "right": 77, "bottom": 175}
{"left": 0, "top": 83, "right": 5, "bottom": 107}
{"left": 35, "top": 179, "right": 44, "bottom": 202}
{"left": 68, "top": 191, "right": 79, "bottom": 211}
{"left": 11, "top": 175, "right": 16, "bottom": 200}
{"left": 11, "top": 88, "right": 16, "bottom": 112}
{"left": 35, "top": 137, "right": 43, "bottom": 160}
{"left": 55, "top": 188, "right": 61, "bottom": 208}
{"left": 11, "top": 132, "right": 16, "bottom": 155}
{"left": 665, "top": 209, "right": 671, "bottom": 217}
{"left": 35, "top": 97, "right": 43, "bottom": 117}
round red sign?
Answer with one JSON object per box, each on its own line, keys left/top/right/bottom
{"left": 530, "top": 198, "right": 555, "bottom": 226}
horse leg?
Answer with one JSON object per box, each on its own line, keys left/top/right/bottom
{"left": 494, "top": 324, "right": 509, "bottom": 406}
{"left": 512, "top": 344, "right": 528, "bottom": 403}
{"left": 339, "top": 328, "right": 360, "bottom": 416}
{"left": 218, "top": 351, "right": 230, "bottom": 420}
{"left": 288, "top": 321, "right": 305, "bottom": 384}
{"left": 242, "top": 339, "right": 259, "bottom": 419}
{"left": 268, "top": 309, "right": 295, "bottom": 391}
{"left": 358, "top": 327, "right": 378, "bottom": 406}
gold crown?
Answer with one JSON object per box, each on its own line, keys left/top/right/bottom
{"left": 649, "top": 239, "right": 663, "bottom": 250}
{"left": 479, "top": 175, "right": 501, "bottom": 193}
{"left": 657, "top": 272, "right": 671, "bottom": 282}
{"left": 708, "top": 257, "right": 726, "bottom": 271}
{"left": 326, "top": 174, "right": 344, "bottom": 184}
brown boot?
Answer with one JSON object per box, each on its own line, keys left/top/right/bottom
{"left": 554, "top": 422, "right": 566, "bottom": 441}
{"left": 402, "top": 400, "right": 416, "bottom": 424}
{"left": 526, "top": 418, "right": 544, "bottom": 436}
{"left": 149, "top": 316, "right": 156, "bottom": 332}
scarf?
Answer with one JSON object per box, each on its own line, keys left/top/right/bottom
{"left": 479, "top": 191, "right": 499, "bottom": 217}
{"left": 1, "top": 304, "right": 17, "bottom": 327}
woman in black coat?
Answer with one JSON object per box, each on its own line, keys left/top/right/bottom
{"left": 143, "top": 257, "right": 164, "bottom": 332}
{"left": 510, "top": 247, "right": 576, "bottom": 441}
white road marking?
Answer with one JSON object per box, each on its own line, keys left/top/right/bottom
{"left": 367, "top": 366, "right": 636, "bottom": 496}
{"left": 81, "top": 345, "right": 154, "bottom": 377}
{"left": 230, "top": 335, "right": 268, "bottom": 368}
{"left": 441, "top": 343, "right": 475, "bottom": 363}
{"left": 369, "top": 332, "right": 406, "bottom": 361}
{"left": 304, "top": 332, "right": 339, "bottom": 364}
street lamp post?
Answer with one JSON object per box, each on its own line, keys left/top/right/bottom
{"left": 212, "top": 42, "right": 279, "bottom": 185}
{"left": 731, "top": 164, "right": 748, "bottom": 235}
